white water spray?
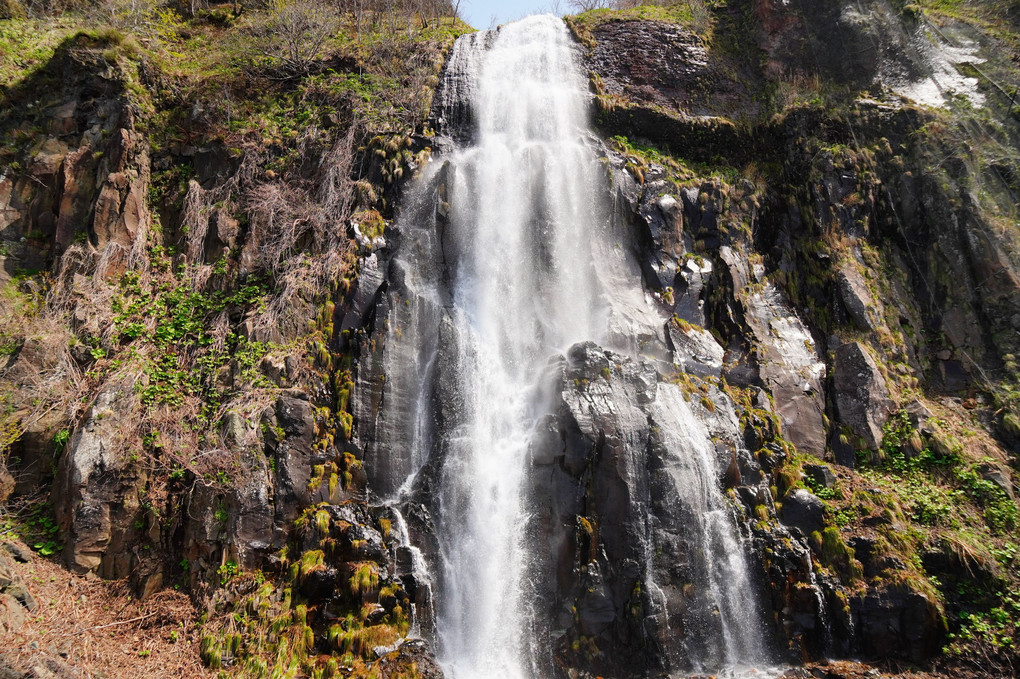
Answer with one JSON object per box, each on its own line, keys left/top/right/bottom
{"left": 433, "top": 16, "right": 604, "bottom": 678}
{"left": 653, "top": 384, "right": 766, "bottom": 669}
{"left": 383, "top": 14, "right": 770, "bottom": 678}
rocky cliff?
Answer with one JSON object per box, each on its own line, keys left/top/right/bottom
{"left": 0, "top": 0, "right": 1019, "bottom": 678}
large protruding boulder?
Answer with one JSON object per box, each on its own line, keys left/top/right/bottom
{"left": 780, "top": 488, "right": 826, "bottom": 536}
{"left": 832, "top": 342, "right": 894, "bottom": 450}
{"left": 526, "top": 341, "right": 768, "bottom": 676}
{"left": 835, "top": 266, "right": 879, "bottom": 332}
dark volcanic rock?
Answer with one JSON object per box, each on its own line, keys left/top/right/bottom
{"left": 269, "top": 394, "right": 319, "bottom": 525}
{"left": 780, "top": 488, "right": 825, "bottom": 536}
{"left": 523, "top": 341, "right": 770, "bottom": 676}
{"left": 832, "top": 342, "right": 893, "bottom": 450}
{"left": 52, "top": 376, "right": 148, "bottom": 577}
{"left": 803, "top": 464, "right": 837, "bottom": 490}
{"left": 835, "top": 266, "right": 878, "bottom": 332}
{"left": 850, "top": 585, "right": 944, "bottom": 662}
{"left": 584, "top": 20, "right": 762, "bottom": 119}
{"left": 374, "top": 639, "right": 445, "bottom": 678}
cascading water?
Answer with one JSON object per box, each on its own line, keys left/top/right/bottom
{"left": 376, "top": 13, "right": 770, "bottom": 678}
{"left": 432, "top": 17, "right": 604, "bottom": 678}
{"left": 652, "top": 385, "right": 766, "bottom": 670}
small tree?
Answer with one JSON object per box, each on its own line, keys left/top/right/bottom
{"left": 567, "top": 0, "right": 610, "bottom": 10}
{"left": 245, "top": 0, "right": 340, "bottom": 75}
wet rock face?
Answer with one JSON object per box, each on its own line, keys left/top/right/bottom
{"left": 373, "top": 639, "right": 445, "bottom": 678}
{"left": 523, "top": 342, "right": 770, "bottom": 676}
{"left": 780, "top": 489, "right": 826, "bottom": 537}
{"left": 735, "top": 275, "right": 827, "bottom": 458}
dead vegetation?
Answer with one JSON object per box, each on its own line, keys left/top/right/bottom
{"left": 0, "top": 536, "right": 211, "bottom": 678}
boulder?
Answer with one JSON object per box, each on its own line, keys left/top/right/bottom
{"left": 0, "top": 593, "right": 26, "bottom": 633}
{"left": 976, "top": 462, "right": 1014, "bottom": 501}
{"left": 374, "top": 639, "right": 445, "bottom": 679}
{"left": 851, "top": 585, "right": 944, "bottom": 662}
{"left": 832, "top": 342, "right": 893, "bottom": 450}
{"left": 666, "top": 320, "right": 724, "bottom": 378}
{"left": 733, "top": 271, "right": 827, "bottom": 457}
{"left": 835, "top": 266, "right": 877, "bottom": 332}
{"left": 3, "top": 543, "right": 31, "bottom": 563}
{"left": 0, "top": 555, "right": 13, "bottom": 589}
{"left": 803, "top": 464, "right": 837, "bottom": 490}
{"left": 780, "top": 488, "right": 825, "bottom": 536}
{"left": 4, "top": 582, "right": 37, "bottom": 612}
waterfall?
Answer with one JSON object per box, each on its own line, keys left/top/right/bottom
{"left": 432, "top": 17, "right": 603, "bottom": 678}
{"left": 377, "top": 13, "right": 769, "bottom": 678}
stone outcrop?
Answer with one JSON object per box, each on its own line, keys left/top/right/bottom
{"left": 850, "top": 585, "right": 945, "bottom": 661}
{"left": 52, "top": 376, "right": 147, "bottom": 577}
{"left": 832, "top": 342, "right": 894, "bottom": 450}
{"left": 581, "top": 17, "right": 764, "bottom": 121}
{"left": 526, "top": 342, "right": 767, "bottom": 676}
{"left": 780, "top": 488, "right": 826, "bottom": 537}
{"left": 835, "top": 266, "right": 878, "bottom": 332}
{"left": 0, "top": 36, "right": 150, "bottom": 282}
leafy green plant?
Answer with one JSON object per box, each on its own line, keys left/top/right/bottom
{"left": 53, "top": 428, "right": 70, "bottom": 451}
{"left": 21, "top": 502, "right": 61, "bottom": 557}
{"left": 218, "top": 560, "right": 239, "bottom": 585}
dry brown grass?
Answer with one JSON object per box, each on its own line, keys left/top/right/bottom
{"left": 0, "top": 276, "right": 87, "bottom": 460}
{"left": 0, "top": 538, "right": 211, "bottom": 678}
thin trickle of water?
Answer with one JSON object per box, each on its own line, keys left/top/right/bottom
{"left": 388, "top": 507, "right": 436, "bottom": 640}
{"left": 807, "top": 559, "right": 834, "bottom": 655}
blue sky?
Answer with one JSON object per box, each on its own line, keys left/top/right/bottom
{"left": 457, "top": 0, "right": 566, "bottom": 29}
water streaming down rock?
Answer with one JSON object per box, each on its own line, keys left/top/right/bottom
{"left": 651, "top": 384, "right": 765, "bottom": 669}
{"left": 432, "top": 18, "right": 605, "bottom": 678}
{"left": 370, "top": 14, "right": 772, "bottom": 678}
